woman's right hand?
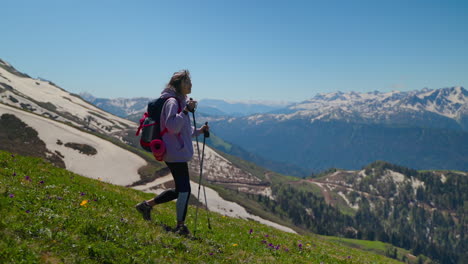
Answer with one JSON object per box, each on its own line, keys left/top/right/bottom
{"left": 186, "top": 100, "right": 197, "bottom": 112}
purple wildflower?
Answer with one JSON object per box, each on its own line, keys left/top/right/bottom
{"left": 11, "top": 154, "right": 15, "bottom": 157}
{"left": 284, "top": 247, "right": 289, "bottom": 252}
{"left": 249, "top": 229, "right": 253, "bottom": 234}
{"left": 298, "top": 243, "right": 303, "bottom": 249}
{"left": 25, "top": 210, "right": 30, "bottom": 213}
{"left": 39, "top": 181, "right": 44, "bottom": 184}
{"left": 265, "top": 234, "right": 269, "bottom": 238}
{"left": 268, "top": 243, "right": 274, "bottom": 248}
{"left": 93, "top": 199, "right": 98, "bottom": 202}
{"left": 25, "top": 176, "right": 31, "bottom": 181}
{"left": 347, "top": 256, "right": 351, "bottom": 259}
{"left": 209, "top": 253, "right": 214, "bottom": 256}
{"left": 261, "top": 240, "right": 267, "bottom": 244}
{"left": 57, "top": 197, "right": 63, "bottom": 200}
{"left": 275, "top": 245, "right": 281, "bottom": 250}
{"left": 9, "top": 193, "right": 14, "bottom": 198}
{"left": 13, "top": 172, "right": 16, "bottom": 176}
{"left": 80, "top": 192, "right": 86, "bottom": 196}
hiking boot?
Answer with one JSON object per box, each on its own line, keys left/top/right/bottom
{"left": 135, "top": 201, "right": 152, "bottom": 221}
{"left": 173, "top": 225, "right": 190, "bottom": 236}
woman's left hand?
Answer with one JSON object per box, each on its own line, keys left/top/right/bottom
{"left": 199, "top": 124, "right": 210, "bottom": 133}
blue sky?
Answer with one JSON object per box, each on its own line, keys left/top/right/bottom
{"left": 2, "top": 0, "right": 467, "bottom": 102}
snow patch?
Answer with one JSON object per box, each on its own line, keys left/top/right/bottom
{"left": 337, "top": 191, "right": 359, "bottom": 210}
{"left": 440, "top": 174, "right": 447, "bottom": 183}
{"left": 0, "top": 104, "right": 146, "bottom": 186}
{"left": 138, "top": 179, "right": 296, "bottom": 233}
{"left": 410, "top": 176, "right": 425, "bottom": 195}
{"left": 0, "top": 66, "right": 135, "bottom": 134}
{"left": 386, "top": 170, "right": 406, "bottom": 184}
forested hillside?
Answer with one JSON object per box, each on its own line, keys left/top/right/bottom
{"left": 231, "top": 161, "right": 467, "bottom": 264}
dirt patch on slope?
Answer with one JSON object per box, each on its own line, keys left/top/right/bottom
{"left": 0, "top": 113, "right": 65, "bottom": 168}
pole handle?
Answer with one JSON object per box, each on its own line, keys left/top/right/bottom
{"left": 189, "top": 97, "right": 196, "bottom": 113}
{"left": 204, "top": 122, "right": 210, "bottom": 138}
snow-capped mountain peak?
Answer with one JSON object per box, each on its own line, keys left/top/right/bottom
{"left": 285, "top": 87, "right": 467, "bottom": 123}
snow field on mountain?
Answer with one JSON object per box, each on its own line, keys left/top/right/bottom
{"left": 0, "top": 66, "right": 135, "bottom": 131}
{"left": 0, "top": 103, "right": 146, "bottom": 185}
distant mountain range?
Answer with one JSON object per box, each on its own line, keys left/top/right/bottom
{"left": 207, "top": 87, "right": 468, "bottom": 174}
{"left": 79, "top": 93, "right": 291, "bottom": 118}
{"left": 274, "top": 87, "right": 468, "bottom": 130}
{"left": 79, "top": 84, "right": 468, "bottom": 176}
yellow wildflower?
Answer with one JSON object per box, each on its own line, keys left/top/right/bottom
{"left": 232, "top": 244, "right": 238, "bottom": 247}
{"left": 80, "top": 200, "right": 88, "bottom": 207}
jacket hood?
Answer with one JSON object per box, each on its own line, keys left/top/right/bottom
{"left": 160, "top": 88, "right": 187, "bottom": 101}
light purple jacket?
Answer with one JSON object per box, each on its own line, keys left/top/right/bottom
{"left": 159, "top": 88, "right": 201, "bottom": 162}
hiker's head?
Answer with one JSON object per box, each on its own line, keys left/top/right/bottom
{"left": 167, "top": 70, "right": 192, "bottom": 96}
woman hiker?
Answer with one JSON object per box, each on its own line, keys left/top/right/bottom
{"left": 135, "top": 70, "right": 209, "bottom": 236}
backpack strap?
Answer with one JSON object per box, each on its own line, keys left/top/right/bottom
{"left": 159, "top": 96, "right": 183, "bottom": 138}
{"left": 164, "top": 96, "right": 183, "bottom": 113}
{"left": 135, "top": 112, "right": 149, "bottom": 136}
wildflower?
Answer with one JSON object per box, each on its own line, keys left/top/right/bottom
{"left": 222, "top": 215, "right": 226, "bottom": 218}
{"left": 11, "top": 154, "right": 15, "bottom": 157}
{"left": 249, "top": 229, "right": 253, "bottom": 234}
{"left": 232, "top": 244, "right": 238, "bottom": 247}
{"left": 265, "top": 234, "right": 269, "bottom": 238}
{"left": 13, "top": 172, "right": 16, "bottom": 176}
{"left": 25, "top": 176, "right": 31, "bottom": 181}
{"left": 268, "top": 243, "right": 274, "bottom": 248}
{"left": 80, "top": 192, "right": 86, "bottom": 196}
{"left": 347, "top": 256, "right": 351, "bottom": 259}
{"left": 39, "top": 181, "right": 44, "bottom": 184}
{"left": 298, "top": 244, "right": 303, "bottom": 249}
{"left": 25, "top": 210, "right": 30, "bottom": 213}
{"left": 284, "top": 247, "right": 289, "bottom": 252}
{"left": 80, "top": 200, "right": 88, "bottom": 206}
{"left": 275, "top": 245, "right": 280, "bottom": 250}
{"left": 261, "top": 240, "right": 267, "bottom": 244}
{"left": 9, "top": 193, "right": 14, "bottom": 198}
{"left": 306, "top": 243, "right": 311, "bottom": 247}
{"left": 57, "top": 197, "right": 63, "bottom": 200}
{"left": 209, "top": 252, "right": 214, "bottom": 256}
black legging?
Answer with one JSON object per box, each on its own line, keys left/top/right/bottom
{"left": 153, "top": 162, "right": 191, "bottom": 222}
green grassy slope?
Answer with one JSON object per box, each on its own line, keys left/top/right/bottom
{"left": 0, "top": 151, "right": 401, "bottom": 264}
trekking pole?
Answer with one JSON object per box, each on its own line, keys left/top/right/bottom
{"left": 200, "top": 122, "right": 212, "bottom": 230}
{"left": 191, "top": 101, "right": 211, "bottom": 236}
